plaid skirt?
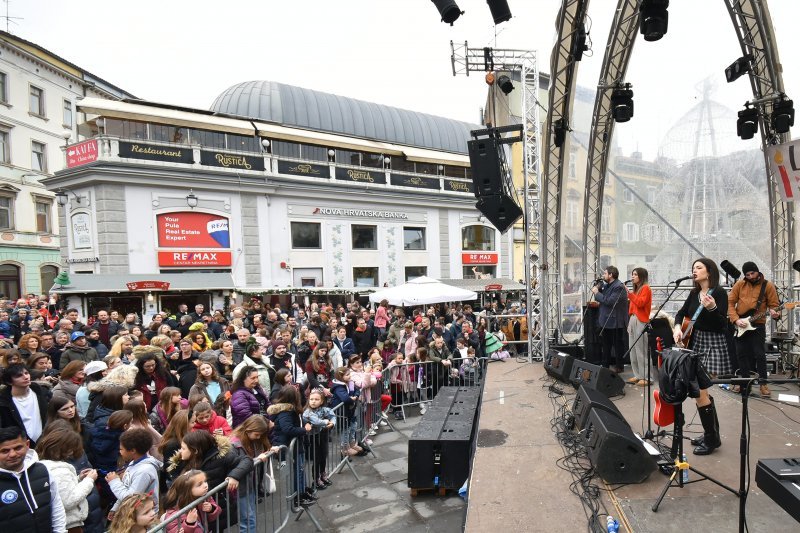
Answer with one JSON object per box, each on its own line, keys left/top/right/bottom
{"left": 691, "top": 329, "right": 733, "bottom": 376}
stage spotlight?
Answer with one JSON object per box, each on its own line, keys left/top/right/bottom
{"left": 793, "top": 260, "right": 800, "bottom": 273}
{"left": 639, "top": 0, "right": 669, "bottom": 42}
{"left": 772, "top": 98, "right": 795, "bottom": 134}
{"left": 571, "top": 23, "right": 588, "bottom": 62}
{"left": 553, "top": 118, "right": 568, "bottom": 148}
{"left": 431, "top": 0, "right": 463, "bottom": 25}
{"left": 737, "top": 106, "right": 759, "bottom": 140}
{"left": 497, "top": 74, "right": 514, "bottom": 94}
{"left": 720, "top": 260, "right": 741, "bottom": 280}
{"left": 610, "top": 87, "right": 634, "bottom": 123}
{"left": 725, "top": 55, "right": 753, "bottom": 83}
{"left": 486, "top": 0, "right": 512, "bottom": 25}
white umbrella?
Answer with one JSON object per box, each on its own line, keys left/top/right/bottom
{"left": 368, "top": 276, "right": 478, "bottom": 306}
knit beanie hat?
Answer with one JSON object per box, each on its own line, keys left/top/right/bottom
{"left": 741, "top": 261, "right": 759, "bottom": 274}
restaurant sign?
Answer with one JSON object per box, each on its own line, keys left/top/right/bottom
{"left": 200, "top": 151, "right": 265, "bottom": 171}
{"left": 126, "top": 281, "right": 171, "bottom": 291}
{"left": 119, "top": 142, "right": 194, "bottom": 164}
{"left": 277, "top": 160, "right": 329, "bottom": 178}
{"left": 390, "top": 173, "right": 440, "bottom": 190}
{"left": 444, "top": 179, "right": 474, "bottom": 194}
{"left": 334, "top": 167, "right": 387, "bottom": 185}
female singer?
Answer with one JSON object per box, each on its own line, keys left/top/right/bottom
{"left": 671, "top": 258, "right": 727, "bottom": 455}
{"left": 627, "top": 268, "right": 652, "bottom": 386}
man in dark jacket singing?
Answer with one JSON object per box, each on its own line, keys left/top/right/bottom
{"left": 591, "top": 265, "right": 629, "bottom": 373}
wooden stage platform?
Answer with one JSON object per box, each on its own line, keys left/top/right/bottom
{"left": 465, "top": 359, "right": 800, "bottom": 532}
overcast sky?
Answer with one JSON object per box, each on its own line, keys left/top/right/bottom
{"left": 9, "top": 0, "right": 799, "bottom": 159}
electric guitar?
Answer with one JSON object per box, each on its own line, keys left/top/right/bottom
{"left": 734, "top": 302, "right": 798, "bottom": 337}
{"left": 653, "top": 389, "right": 675, "bottom": 427}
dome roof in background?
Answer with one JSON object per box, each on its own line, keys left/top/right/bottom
{"left": 210, "top": 80, "right": 478, "bottom": 154}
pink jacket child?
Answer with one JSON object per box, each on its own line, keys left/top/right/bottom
{"left": 163, "top": 496, "right": 221, "bottom": 533}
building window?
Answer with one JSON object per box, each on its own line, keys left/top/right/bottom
{"left": 301, "top": 144, "right": 328, "bottom": 162}
{"left": 225, "top": 133, "right": 260, "bottom": 153}
{"left": 647, "top": 186, "right": 657, "bottom": 204}
{"left": 293, "top": 267, "right": 323, "bottom": 288}
{"left": 352, "top": 224, "right": 377, "bottom": 249}
{"left": 415, "top": 162, "right": 437, "bottom": 175}
{"left": 403, "top": 227, "right": 426, "bottom": 250}
{"left": 405, "top": 266, "right": 427, "bottom": 281}
{"left": 643, "top": 223, "right": 660, "bottom": 243}
{"left": 392, "top": 158, "right": 415, "bottom": 173}
{"left": 601, "top": 208, "right": 610, "bottom": 233}
{"left": 0, "top": 264, "right": 20, "bottom": 300}
{"left": 63, "top": 99, "right": 73, "bottom": 128}
{"left": 623, "top": 187, "right": 634, "bottom": 203}
{"left": 290, "top": 222, "right": 321, "bottom": 249}
{"left": 0, "top": 72, "right": 7, "bottom": 104}
{"left": 189, "top": 129, "right": 225, "bottom": 149}
{"left": 40, "top": 265, "right": 58, "bottom": 293}
{"left": 272, "top": 140, "right": 301, "bottom": 159}
{"left": 0, "top": 129, "right": 9, "bottom": 164}
{"left": 0, "top": 196, "right": 13, "bottom": 229}
{"left": 464, "top": 265, "right": 496, "bottom": 279}
{"left": 569, "top": 152, "right": 577, "bottom": 179}
{"left": 566, "top": 199, "right": 578, "bottom": 228}
{"left": 105, "top": 119, "right": 147, "bottom": 140}
{"left": 29, "top": 85, "right": 44, "bottom": 117}
{"left": 361, "top": 152, "right": 383, "bottom": 168}
{"left": 462, "top": 225, "right": 495, "bottom": 251}
{"left": 35, "top": 200, "right": 51, "bottom": 233}
{"left": 31, "top": 141, "right": 47, "bottom": 172}
{"left": 353, "top": 267, "right": 379, "bottom": 287}
{"left": 443, "top": 165, "right": 466, "bottom": 179}
{"left": 622, "top": 222, "right": 639, "bottom": 242}
{"left": 150, "top": 124, "right": 187, "bottom": 144}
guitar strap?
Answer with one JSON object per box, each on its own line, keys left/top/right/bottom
{"left": 691, "top": 287, "right": 713, "bottom": 322}
{"left": 751, "top": 280, "right": 768, "bottom": 316}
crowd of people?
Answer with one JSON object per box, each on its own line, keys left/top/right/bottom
{"left": 0, "top": 294, "right": 512, "bottom": 532}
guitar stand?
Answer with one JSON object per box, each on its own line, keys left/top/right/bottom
{"left": 651, "top": 402, "right": 738, "bottom": 512}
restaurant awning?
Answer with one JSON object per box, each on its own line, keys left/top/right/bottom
{"left": 437, "top": 277, "right": 526, "bottom": 292}
{"left": 50, "top": 273, "right": 235, "bottom": 294}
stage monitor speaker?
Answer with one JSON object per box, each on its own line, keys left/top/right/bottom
{"left": 550, "top": 343, "right": 584, "bottom": 360}
{"left": 582, "top": 408, "right": 656, "bottom": 484}
{"left": 468, "top": 137, "right": 503, "bottom": 198}
{"left": 572, "top": 384, "right": 624, "bottom": 430}
{"left": 475, "top": 194, "right": 523, "bottom": 234}
{"left": 569, "top": 360, "right": 625, "bottom": 398}
{"left": 544, "top": 349, "right": 575, "bottom": 383}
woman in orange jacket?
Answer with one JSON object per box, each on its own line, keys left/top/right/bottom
{"left": 626, "top": 268, "right": 653, "bottom": 386}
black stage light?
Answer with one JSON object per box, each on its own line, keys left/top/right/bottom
{"left": 610, "top": 87, "right": 634, "bottom": 123}
{"left": 639, "top": 0, "right": 669, "bottom": 42}
{"left": 725, "top": 55, "right": 753, "bottom": 83}
{"left": 431, "top": 0, "right": 463, "bottom": 25}
{"left": 553, "top": 118, "right": 567, "bottom": 148}
{"left": 772, "top": 98, "right": 795, "bottom": 134}
{"left": 486, "top": 0, "right": 512, "bottom": 25}
{"left": 720, "top": 260, "right": 742, "bottom": 281}
{"left": 793, "top": 260, "right": 800, "bottom": 274}
{"left": 497, "top": 74, "right": 514, "bottom": 95}
{"left": 737, "top": 107, "right": 759, "bottom": 140}
{"left": 572, "top": 23, "right": 588, "bottom": 62}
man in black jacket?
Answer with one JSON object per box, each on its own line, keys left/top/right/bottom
{"left": 0, "top": 426, "right": 68, "bottom": 532}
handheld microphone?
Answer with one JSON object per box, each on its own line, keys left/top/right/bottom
{"left": 672, "top": 275, "right": 693, "bottom": 284}
{"left": 623, "top": 279, "right": 632, "bottom": 285}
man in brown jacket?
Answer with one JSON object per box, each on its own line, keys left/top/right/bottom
{"left": 727, "top": 261, "right": 780, "bottom": 397}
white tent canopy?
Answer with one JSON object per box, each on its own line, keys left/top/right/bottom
{"left": 368, "top": 276, "right": 478, "bottom": 306}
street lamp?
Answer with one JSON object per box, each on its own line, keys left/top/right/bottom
{"left": 186, "top": 189, "right": 199, "bottom": 209}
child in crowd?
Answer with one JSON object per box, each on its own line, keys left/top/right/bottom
{"left": 303, "top": 388, "right": 336, "bottom": 489}
{"left": 387, "top": 352, "right": 411, "bottom": 420}
{"left": 107, "top": 428, "right": 162, "bottom": 516}
{"left": 416, "top": 347, "right": 433, "bottom": 414}
{"left": 460, "top": 347, "right": 479, "bottom": 386}
{"left": 161, "top": 469, "right": 221, "bottom": 533}
{"left": 267, "top": 385, "right": 314, "bottom": 506}
{"left": 231, "top": 414, "right": 279, "bottom": 533}
{"left": 124, "top": 399, "right": 163, "bottom": 461}
{"left": 192, "top": 400, "right": 232, "bottom": 436}
{"left": 108, "top": 492, "right": 158, "bottom": 533}
{"left": 329, "top": 366, "right": 362, "bottom": 457}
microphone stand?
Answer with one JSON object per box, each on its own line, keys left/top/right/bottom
{"left": 619, "top": 279, "right": 687, "bottom": 441}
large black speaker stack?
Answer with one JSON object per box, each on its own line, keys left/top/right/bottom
{"left": 569, "top": 359, "right": 625, "bottom": 398}
{"left": 571, "top": 384, "right": 656, "bottom": 484}
{"left": 544, "top": 349, "right": 575, "bottom": 382}
{"left": 408, "top": 386, "right": 481, "bottom": 491}
{"left": 467, "top": 136, "right": 522, "bottom": 234}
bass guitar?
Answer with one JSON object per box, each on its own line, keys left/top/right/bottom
{"left": 735, "top": 302, "right": 798, "bottom": 337}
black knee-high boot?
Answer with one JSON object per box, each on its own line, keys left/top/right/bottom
{"left": 693, "top": 396, "right": 721, "bottom": 455}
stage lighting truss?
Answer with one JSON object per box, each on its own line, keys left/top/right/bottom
{"left": 725, "top": 54, "right": 753, "bottom": 83}
{"left": 610, "top": 85, "right": 634, "bottom": 123}
{"left": 737, "top": 105, "right": 759, "bottom": 140}
{"left": 639, "top": 0, "right": 669, "bottom": 42}
{"left": 571, "top": 23, "right": 589, "bottom": 62}
{"left": 771, "top": 97, "right": 795, "bottom": 134}
{"left": 431, "top": 0, "right": 463, "bottom": 25}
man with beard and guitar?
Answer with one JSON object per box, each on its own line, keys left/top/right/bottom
{"left": 728, "top": 261, "right": 780, "bottom": 398}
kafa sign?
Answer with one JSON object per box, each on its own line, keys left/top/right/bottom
{"left": 126, "top": 281, "right": 171, "bottom": 291}
{"left": 66, "top": 139, "right": 98, "bottom": 168}
{"left": 158, "top": 251, "right": 232, "bottom": 267}
{"left": 767, "top": 140, "right": 800, "bottom": 201}
{"left": 156, "top": 212, "right": 230, "bottom": 248}
{"left": 462, "top": 252, "right": 498, "bottom": 265}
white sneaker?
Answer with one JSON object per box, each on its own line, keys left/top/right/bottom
{"left": 420, "top": 405, "right": 427, "bottom": 415}
{"left": 368, "top": 428, "right": 377, "bottom": 436}
{"left": 380, "top": 412, "right": 389, "bottom": 420}
{"left": 379, "top": 419, "right": 389, "bottom": 426}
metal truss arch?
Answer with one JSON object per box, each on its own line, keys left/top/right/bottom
{"left": 542, "top": 0, "right": 592, "bottom": 345}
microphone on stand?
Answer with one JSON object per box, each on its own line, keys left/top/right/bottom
{"left": 623, "top": 279, "right": 632, "bottom": 285}
{"left": 672, "top": 275, "right": 693, "bottom": 284}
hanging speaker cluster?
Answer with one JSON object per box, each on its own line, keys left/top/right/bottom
{"left": 468, "top": 133, "right": 523, "bottom": 234}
